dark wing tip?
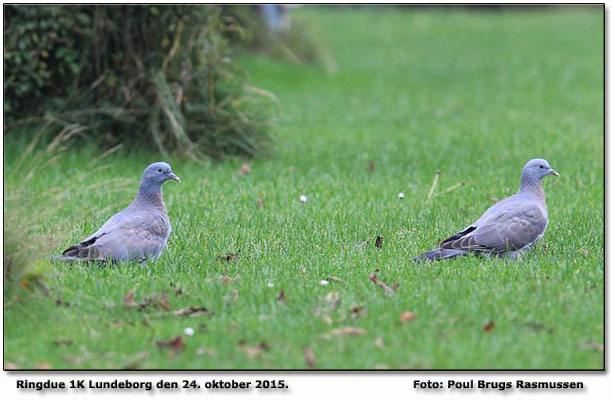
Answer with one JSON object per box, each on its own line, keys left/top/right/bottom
{"left": 440, "top": 226, "right": 477, "bottom": 248}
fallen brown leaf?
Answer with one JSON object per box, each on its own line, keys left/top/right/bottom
{"left": 351, "top": 306, "right": 366, "bottom": 317}
{"left": 127, "top": 291, "right": 171, "bottom": 311}
{"left": 109, "top": 319, "right": 125, "bottom": 327}
{"left": 321, "top": 315, "right": 333, "bottom": 325}
{"left": 303, "top": 346, "right": 316, "bottom": 368}
{"left": 123, "top": 351, "right": 149, "bottom": 369}
{"left": 124, "top": 289, "right": 137, "bottom": 308}
{"left": 375, "top": 235, "right": 384, "bottom": 249}
{"left": 36, "top": 362, "right": 52, "bottom": 369}
{"left": 217, "top": 253, "right": 240, "bottom": 263}
{"left": 196, "top": 347, "right": 217, "bottom": 357}
{"left": 400, "top": 311, "right": 418, "bottom": 322}
{"left": 355, "top": 240, "right": 369, "bottom": 250}
{"left": 277, "top": 290, "right": 286, "bottom": 303}
{"left": 524, "top": 321, "right": 553, "bottom": 334}
{"left": 220, "top": 274, "right": 231, "bottom": 285}
{"left": 241, "top": 345, "right": 261, "bottom": 359}
{"left": 374, "top": 337, "right": 384, "bottom": 348}
{"left": 55, "top": 298, "right": 70, "bottom": 307}
{"left": 257, "top": 198, "right": 264, "bottom": 210}
{"left": 238, "top": 341, "right": 270, "bottom": 360}
{"left": 325, "top": 292, "right": 341, "bottom": 309}
{"left": 156, "top": 336, "right": 184, "bottom": 356}
{"left": 484, "top": 321, "right": 496, "bottom": 332}
{"left": 369, "top": 273, "right": 396, "bottom": 296}
{"left": 53, "top": 338, "right": 73, "bottom": 346}
{"left": 584, "top": 341, "right": 603, "bottom": 352}
{"left": 238, "top": 164, "right": 251, "bottom": 175}
{"left": 5, "top": 362, "right": 19, "bottom": 369}
{"left": 172, "top": 306, "right": 209, "bottom": 317}
{"left": 321, "top": 326, "right": 367, "bottom": 339}
{"left": 365, "top": 161, "right": 376, "bottom": 171}
{"left": 145, "top": 293, "right": 170, "bottom": 311}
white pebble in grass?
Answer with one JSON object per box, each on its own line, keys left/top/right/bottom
{"left": 299, "top": 195, "right": 308, "bottom": 203}
{"left": 184, "top": 327, "right": 194, "bottom": 336}
{"left": 320, "top": 280, "right": 329, "bottom": 286}
{"left": 267, "top": 281, "right": 274, "bottom": 288}
{"left": 398, "top": 192, "right": 405, "bottom": 200}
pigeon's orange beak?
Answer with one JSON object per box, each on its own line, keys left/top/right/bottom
{"left": 550, "top": 169, "right": 560, "bottom": 177}
{"left": 168, "top": 172, "right": 181, "bottom": 183}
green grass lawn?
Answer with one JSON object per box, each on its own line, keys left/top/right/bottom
{"left": 4, "top": 6, "right": 603, "bottom": 369}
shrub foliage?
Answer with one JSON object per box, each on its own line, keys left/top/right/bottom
{"left": 4, "top": 5, "right": 275, "bottom": 158}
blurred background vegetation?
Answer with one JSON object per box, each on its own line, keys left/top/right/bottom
{"left": 3, "top": 5, "right": 324, "bottom": 160}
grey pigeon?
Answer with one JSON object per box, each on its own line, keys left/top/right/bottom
{"left": 412, "top": 158, "right": 559, "bottom": 262}
{"left": 55, "top": 162, "right": 181, "bottom": 263}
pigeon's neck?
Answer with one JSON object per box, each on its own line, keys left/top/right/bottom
{"left": 520, "top": 174, "right": 545, "bottom": 199}
{"left": 135, "top": 182, "right": 166, "bottom": 209}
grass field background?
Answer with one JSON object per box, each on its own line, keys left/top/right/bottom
{"left": 4, "top": 6, "right": 603, "bottom": 369}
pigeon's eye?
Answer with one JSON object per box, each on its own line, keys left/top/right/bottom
{"left": 158, "top": 168, "right": 162, "bottom": 173}
{"left": 539, "top": 165, "right": 544, "bottom": 169}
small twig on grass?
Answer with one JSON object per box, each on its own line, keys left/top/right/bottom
{"left": 303, "top": 346, "right": 317, "bottom": 369}
{"left": 321, "top": 326, "right": 366, "bottom": 339}
{"left": 441, "top": 180, "right": 466, "bottom": 195}
{"left": 426, "top": 170, "right": 441, "bottom": 204}
{"left": 369, "top": 272, "right": 396, "bottom": 296}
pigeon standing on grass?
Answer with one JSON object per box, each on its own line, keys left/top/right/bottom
{"left": 412, "top": 158, "right": 559, "bottom": 262}
{"left": 54, "top": 162, "right": 181, "bottom": 263}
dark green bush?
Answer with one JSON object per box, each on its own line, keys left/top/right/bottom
{"left": 4, "top": 5, "right": 276, "bottom": 159}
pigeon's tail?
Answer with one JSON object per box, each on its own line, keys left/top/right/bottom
{"left": 60, "top": 235, "right": 104, "bottom": 260}
{"left": 50, "top": 240, "right": 104, "bottom": 263}
{"left": 61, "top": 244, "right": 94, "bottom": 258}
{"left": 411, "top": 248, "right": 468, "bottom": 262}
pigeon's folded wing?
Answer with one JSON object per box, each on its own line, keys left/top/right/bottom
{"left": 63, "top": 210, "right": 170, "bottom": 261}
{"left": 441, "top": 202, "right": 546, "bottom": 253}
{"left": 79, "top": 208, "right": 131, "bottom": 244}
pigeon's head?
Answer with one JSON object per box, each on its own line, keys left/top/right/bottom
{"left": 142, "top": 162, "right": 181, "bottom": 186}
{"left": 523, "top": 158, "right": 559, "bottom": 180}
